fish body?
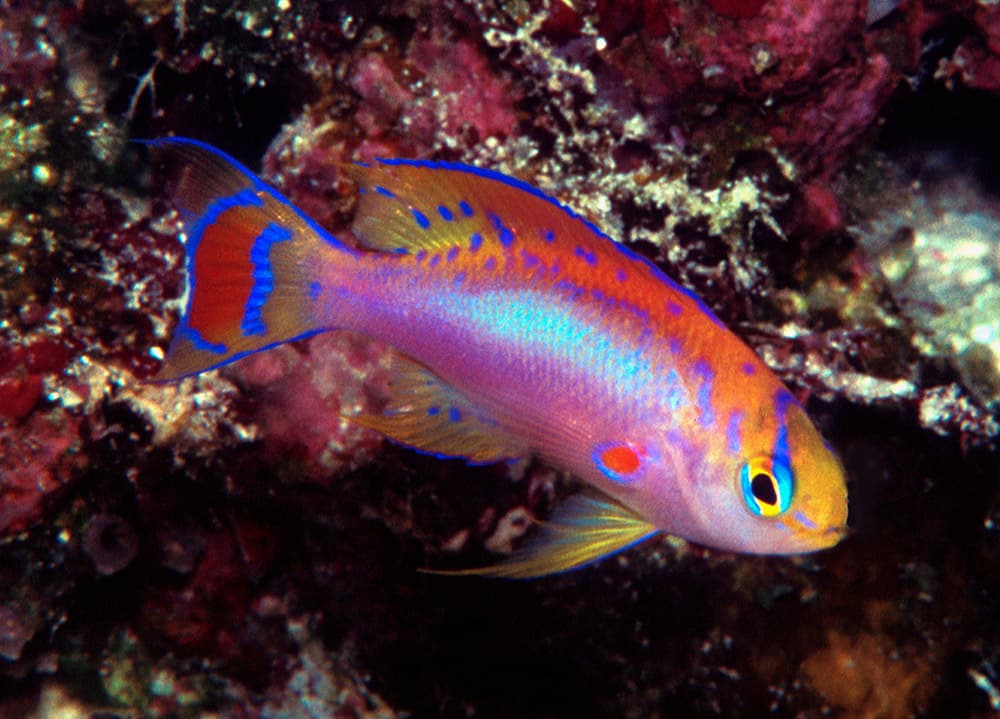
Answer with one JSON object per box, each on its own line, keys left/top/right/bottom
{"left": 148, "top": 138, "right": 848, "bottom": 577}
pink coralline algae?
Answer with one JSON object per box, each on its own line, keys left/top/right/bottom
{"left": 347, "top": 26, "right": 520, "bottom": 153}
{"left": 0, "top": 339, "right": 74, "bottom": 422}
{"left": 0, "top": 411, "right": 82, "bottom": 537}
{"left": 703, "top": 0, "right": 769, "bottom": 19}
{"left": 590, "top": 0, "right": 866, "bottom": 94}
{"left": 941, "top": 3, "right": 1000, "bottom": 92}
{"left": 582, "top": 0, "right": 895, "bottom": 171}
{"left": 405, "top": 32, "right": 521, "bottom": 143}
{"left": 350, "top": 53, "right": 414, "bottom": 140}
{"left": 768, "top": 52, "right": 895, "bottom": 174}
{"left": 0, "top": 374, "right": 42, "bottom": 422}
{"left": 233, "top": 333, "right": 391, "bottom": 482}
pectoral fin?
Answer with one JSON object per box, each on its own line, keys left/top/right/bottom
{"left": 350, "top": 353, "right": 526, "bottom": 463}
{"left": 427, "top": 492, "right": 658, "bottom": 579}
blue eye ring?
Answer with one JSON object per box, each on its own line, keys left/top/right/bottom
{"left": 740, "top": 455, "right": 793, "bottom": 517}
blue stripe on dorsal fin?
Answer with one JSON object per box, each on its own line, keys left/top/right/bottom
{"left": 347, "top": 352, "right": 526, "bottom": 464}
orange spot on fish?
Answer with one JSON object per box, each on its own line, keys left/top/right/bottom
{"left": 600, "top": 444, "right": 641, "bottom": 476}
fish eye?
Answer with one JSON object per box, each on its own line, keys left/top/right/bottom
{"left": 740, "top": 455, "right": 793, "bottom": 518}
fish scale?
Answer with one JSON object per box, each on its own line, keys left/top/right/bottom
{"left": 145, "top": 137, "right": 848, "bottom": 577}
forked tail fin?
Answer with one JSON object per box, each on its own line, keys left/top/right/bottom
{"left": 142, "top": 138, "right": 354, "bottom": 381}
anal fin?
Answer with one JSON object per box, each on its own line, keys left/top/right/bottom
{"left": 351, "top": 354, "right": 525, "bottom": 463}
{"left": 427, "top": 492, "right": 659, "bottom": 579}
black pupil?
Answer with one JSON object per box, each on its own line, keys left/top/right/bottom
{"left": 751, "top": 473, "right": 778, "bottom": 506}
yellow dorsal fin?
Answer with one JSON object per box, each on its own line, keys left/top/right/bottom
{"left": 342, "top": 158, "right": 612, "bottom": 256}
{"left": 426, "top": 493, "right": 659, "bottom": 579}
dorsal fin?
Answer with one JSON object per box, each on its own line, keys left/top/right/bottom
{"left": 349, "top": 352, "right": 526, "bottom": 463}
{"left": 425, "top": 492, "right": 659, "bottom": 579}
{"left": 342, "top": 158, "right": 728, "bottom": 331}
{"left": 343, "top": 159, "right": 615, "bottom": 256}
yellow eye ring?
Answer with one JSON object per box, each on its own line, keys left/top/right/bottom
{"left": 740, "top": 455, "right": 793, "bottom": 518}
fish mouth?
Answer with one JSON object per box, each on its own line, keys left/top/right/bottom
{"left": 787, "top": 515, "right": 849, "bottom": 551}
{"left": 788, "top": 486, "right": 849, "bottom": 550}
{"left": 813, "top": 523, "right": 850, "bottom": 548}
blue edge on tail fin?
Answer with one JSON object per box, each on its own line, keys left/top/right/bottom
{"left": 135, "top": 136, "right": 341, "bottom": 243}
{"left": 137, "top": 137, "right": 350, "bottom": 382}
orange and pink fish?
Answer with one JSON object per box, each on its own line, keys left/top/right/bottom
{"left": 146, "top": 138, "right": 848, "bottom": 578}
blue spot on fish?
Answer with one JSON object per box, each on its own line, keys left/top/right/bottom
{"left": 427, "top": 406, "right": 440, "bottom": 416}
{"left": 543, "top": 230, "right": 555, "bottom": 243}
{"left": 693, "top": 359, "right": 715, "bottom": 428}
{"left": 666, "top": 301, "right": 683, "bottom": 316}
{"left": 774, "top": 388, "right": 796, "bottom": 419}
{"left": 554, "top": 279, "right": 585, "bottom": 299}
{"left": 309, "top": 281, "right": 322, "bottom": 300}
{"left": 772, "top": 388, "right": 796, "bottom": 467}
{"left": 469, "top": 233, "right": 483, "bottom": 251}
{"left": 741, "top": 362, "right": 756, "bottom": 375}
{"left": 377, "top": 157, "right": 614, "bottom": 244}
{"left": 375, "top": 185, "right": 396, "bottom": 198}
{"left": 484, "top": 256, "right": 497, "bottom": 271}
{"left": 458, "top": 200, "right": 474, "bottom": 217}
{"left": 412, "top": 209, "right": 430, "bottom": 229}
{"left": 446, "top": 246, "right": 459, "bottom": 263}
{"left": 574, "top": 246, "right": 597, "bottom": 266}
{"left": 795, "top": 511, "right": 818, "bottom": 529}
{"left": 487, "top": 212, "right": 515, "bottom": 247}
{"left": 438, "top": 205, "right": 454, "bottom": 221}
{"left": 521, "top": 250, "right": 541, "bottom": 269}
{"left": 616, "top": 269, "right": 627, "bottom": 283}
{"left": 449, "top": 407, "right": 462, "bottom": 422}
{"left": 726, "top": 410, "right": 744, "bottom": 453}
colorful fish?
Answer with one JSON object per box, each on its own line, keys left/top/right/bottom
{"left": 145, "top": 137, "right": 848, "bottom": 578}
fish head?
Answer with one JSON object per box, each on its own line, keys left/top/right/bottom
{"left": 663, "top": 393, "right": 849, "bottom": 555}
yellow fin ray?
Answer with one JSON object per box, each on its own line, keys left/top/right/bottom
{"left": 343, "top": 158, "right": 611, "bottom": 257}
{"left": 427, "top": 493, "right": 659, "bottom": 579}
{"left": 350, "top": 353, "right": 525, "bottom": 463}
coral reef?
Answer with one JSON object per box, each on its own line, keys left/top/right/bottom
{"left": 853, "top": 159, "right": 1000, "bottom": 413}
{"left": 0, "top": 0, "right": 999, "bottom": 717}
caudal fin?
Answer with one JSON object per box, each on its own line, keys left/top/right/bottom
{"left": 143, "top": 138, "right": 353, "bottom": 381}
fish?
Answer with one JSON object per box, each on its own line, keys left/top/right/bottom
{"left": 144, "top": 137, "right": 849, "bottom": 578}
